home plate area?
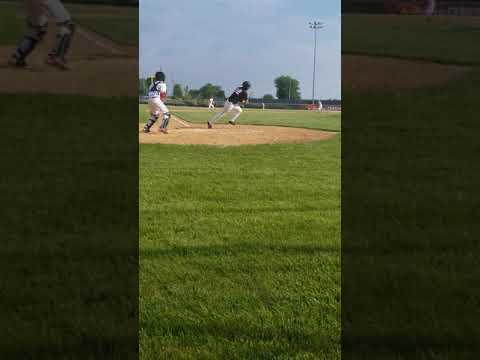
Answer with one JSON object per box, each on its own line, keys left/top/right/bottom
{"left": 139, "top": 116, "right": 336, "bottom": 146}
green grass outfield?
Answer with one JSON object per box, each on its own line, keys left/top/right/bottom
{"left": 140, "top": 108, "right": 341, "bottom": 358}
{"left": 343, "top": 14, "right": 480, "bottom": 65}
{"left": 0, "top": 2, "right": 23, "bottom": 45}
{"left": 342, "top": 13, "right": 480, "bottom": 356}
{"left": 0, "top": 2, "right": 137, "bottom": 46}
{"left": 343, "top": 67, "right": 480, "bottom": 359}
{"left": 139, "top": 105, "right": 341, "bottom": 132}
{"left": 78, "top": 16, "right": 138, "bottom": 46}
{"left": 0, "top": 94, "right": 138, "bottom": 358}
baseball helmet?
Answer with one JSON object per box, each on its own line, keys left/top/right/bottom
{"left": 242, "top": 81, "right": 251, "bottom": 90}
{"left": 155, "top": 71, "right": 166, "bottom": 81}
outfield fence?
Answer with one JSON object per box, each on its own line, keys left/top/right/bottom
{"left": 139, "top": 97, "right": 341, "bottom": 111}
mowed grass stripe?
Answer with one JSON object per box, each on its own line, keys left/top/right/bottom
{"left": 343, "top": 14, "right": 480, "bottom": 65}
{"left": 0, "top": 2, "right": 137, "bottom": 46}
{"left": 140, "top": 130, "right": 340, "bottom": 357}
{"left": 0, "top": 2, "right": 23, "bottom": 45}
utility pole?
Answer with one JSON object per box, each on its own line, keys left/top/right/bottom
{"left": 308, "top": 21, "right": 324, "bottom": 105}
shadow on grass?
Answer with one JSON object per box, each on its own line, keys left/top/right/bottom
{"left": 141, "top": 243, "right": 339, "bottom": 258}
{"left": 342, "top": 334, "right": 480, "bottom": 358}
{"left": 0, "top": 336, "right": 137, "bottom": 360}
{"left": 142, "top": 319, "right": 336, "bottom": 356}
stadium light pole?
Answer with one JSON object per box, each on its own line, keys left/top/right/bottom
{"left": 309, "top": 21, "right": 324, "bottom": 105}
{"left": 288, "top": 76, "right": 292, "bottom": 102}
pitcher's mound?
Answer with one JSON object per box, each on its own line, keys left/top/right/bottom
{"left": 139, "top": 119, "right": 336, "bottom": 146}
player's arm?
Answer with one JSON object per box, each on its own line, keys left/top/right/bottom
{"left": 241, "top": 91, "right": 249, "bottom": 104}
{"left": 159, "top": 83, "right": 167, "bottom": 101}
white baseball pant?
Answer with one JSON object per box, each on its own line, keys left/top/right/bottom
{"left": 14, "top": 0, "right": 73, "bottom": 61}
{"left": 148, "top": 98, "right": 169, "bottom": 116}
{"left": 209, "top": 101, "right": 242, "bottom": 124}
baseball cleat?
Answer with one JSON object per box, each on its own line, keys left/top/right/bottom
{"left": 46, "top": 55, "right": 69, "bottom": 70}
{"left": 207, "top": 121, "right": 213, "bottom": 129}
{"left": 8, "top": 55, "right": 27, "bottom": 68}
{"left": 228, "top": 120, "right": 236, "bottom": 125}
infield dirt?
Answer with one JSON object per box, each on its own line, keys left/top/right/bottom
{"left": 139, "top": 116, "right": 337, "bottom": 146}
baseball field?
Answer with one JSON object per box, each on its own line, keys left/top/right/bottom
{"left": 139, "top": 108, "right": 342, "bottom": 358}
{"left": 0, "top": 1, "right": 137, "bottom": 96}
{"left": 0, "top": 2, "right": 138, "bottom": 358}
{"left": 342, "top": 14, "right": 480, "bottom": 358}
{"left": 343, "top": 14, "right": 480, "bottom": 65}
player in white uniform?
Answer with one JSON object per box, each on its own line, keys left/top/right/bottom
{"left": 207, "top": 81, "right": 251, "bottom": 129}
{"left": 317, "top": 101, "right": 323, "bottom": 112}
{"left": 8, "top": 0, "right": 75, "bottom": 70}
{"left": 208, "top": 97, "right": 215, "bottom": 111}
{"left": 425, "top": 0, "right": 436, "bottom": 15}
{"left": 143, "top": 71, "right": 171, "bottom": 134}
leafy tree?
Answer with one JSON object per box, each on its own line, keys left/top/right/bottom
{"left": 139, "top": 78, "right": 145, "bottom": 96}
{"left": 185, "top": 84, "right": 225, "bottom": 99}
{"left": 139, "top": 77, "right": 155, "bottom": 96}
{"left": 274, "top": 76, "right": 301, "bottom": 100}
{"left": 263, "top": 94, "right": 275, "bottom": 101}
{"left": 173, "top": 84, "right": 183, "bottom": 98}
{"left": 182, "top": 86, "right": 190, "bottom": 99}
{"left": 188, "top": 89, "right": 201, "bottom": 99}
{"left": 199, "top": 83, "right": 224, "bottom": 99}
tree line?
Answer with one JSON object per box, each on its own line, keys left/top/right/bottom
{"left": 139, "top": 75, "right": 302, "bottom": 101}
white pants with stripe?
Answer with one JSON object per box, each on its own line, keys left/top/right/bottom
{"left": 26, "top": 0, "right": 71, "bottom": 26}
{"left": 209, "top": 100, "right": 242, "bottom": 124}
{"left": 148, "top": 97, "right": 169, "bottom": 116}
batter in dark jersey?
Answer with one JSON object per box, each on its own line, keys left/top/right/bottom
{"left": 228, "top": 87, "right": 249, "bottom": 104}
{"left": 208, "top": 81, "right": 251, "bottom": 128}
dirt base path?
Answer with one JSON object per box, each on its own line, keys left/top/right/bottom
{"left": 139, "top": 117, "right": 336, "bottom": 146}
{"left": 342, "top": 54, "right": 471, "bottom": 93}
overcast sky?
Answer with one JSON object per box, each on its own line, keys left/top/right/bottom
{"left": 140, "top": 0, "right": 340, "bottom": 100}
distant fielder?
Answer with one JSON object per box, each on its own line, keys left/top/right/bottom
{"left": 317, "top": 100, "right": 323, "bottom": 112}
{"left": 425, "top": 0, "right": 436, "bottom": 15}
{"left": 8, "top": 0, "right": 75, "bottom": 70}
{"left": 208, "top": 81, "right": 251, "bottom": 128}
{"left": 143, "top": 71, "right": 171, "bottom": 134}
{"left": 208, "top": 97, "right": 215, "bottom": 111}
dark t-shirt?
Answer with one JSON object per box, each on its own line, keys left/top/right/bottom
{"left": 228, "top": 87, "right": 248, "bottom": 104}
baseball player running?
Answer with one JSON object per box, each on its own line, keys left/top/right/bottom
{"left": 8, "top": 0, "right": 75, "bottom": 70}
{"left": 143, "top": 71, "right": 171, "bottom": 134}
{"left": 208, "top": 97, "right": 215, "bottom": 111}
{"left": 317, "top": 100, "right": 323, "bottom": 112}
{"left": 207, "top": 81, "right": 251, "bottom": 128}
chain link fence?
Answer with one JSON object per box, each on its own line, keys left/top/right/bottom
{"left": 139, "top": 96, "right": 341, "bottom": 111}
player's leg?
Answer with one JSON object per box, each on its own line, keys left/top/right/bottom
{"left": 143, "top": 111, "right": 159, "bottom": 133}
{"left": 228, "top": 105, "right": 243, "bottom": 125}
{"left": 46, "top": 0, "right": 75, "bottom": 69}
{"left": 143, "top": 100, "right": 160, "bottom": 132}
{"left": 9, "top": 1, "right": 48, "bottom": 67}
{"left": 208, "top": 101, "right": 232, "bottom": 128}
{"left": 158, "top": 101, "right": 171, "bottom": 133}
